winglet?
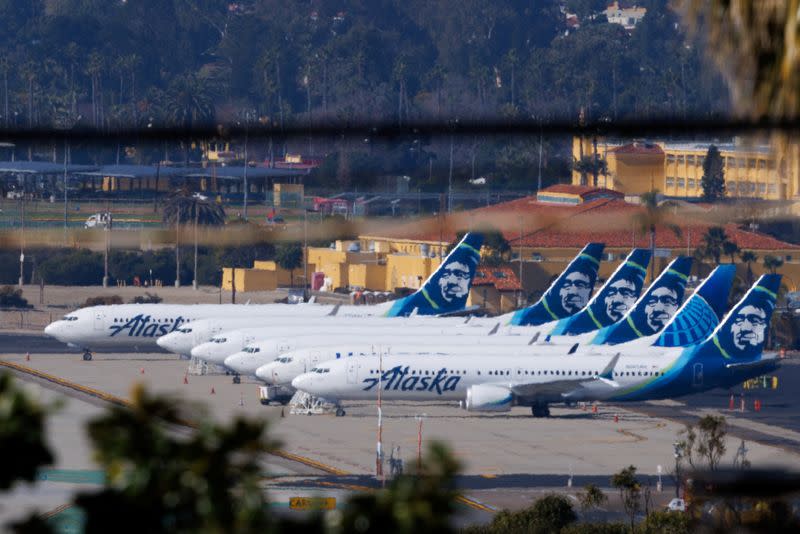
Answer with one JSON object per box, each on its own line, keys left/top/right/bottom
{"left": 599, "top": 353, "right": 620, "bottom": 381}
{"left": 568, "top": 343, "right": 579, "bottom": 355}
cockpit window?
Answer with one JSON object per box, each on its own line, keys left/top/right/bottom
{"left": 213, "top": 338, "right": 227, "bottom": 343}
{"left": 62, "top": 316, "right": 78, "bottom": 321}
{"left": 244, "top": 347, "right": 261, "bottom": 353}
{"left": 180, "top": 328, "right": 192, "bottom": 333}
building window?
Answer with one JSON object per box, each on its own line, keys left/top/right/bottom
{"left": 698, "top": 156, "right": 705, "bottom": 166}
{"left": 666, "top": 177, "right": 675, "bottom": 187}
{"left": 687, "top": 155, "right": 695, "bottom": 165}
{"left": 677, "top": 178, "right": 685, "bottom": 188}
{"left": 667, "top": 154, "right": 676, "bottom": 163}
{"left": 726, "top": 157, "right": 735, "bottom": 167}
{"left": 748, "top": 159, "right": 756, "bottom": 169}
{"left": 758, "top": 160, "right": 766, "bottom": 170}
{"left": 676, "top": 155, "right": 685, "bottom": 165}
{"left": 688, "top": 179, "right": 696, "bottom": 188}
{"left": 768, "top": 160, "right": 777, "bottom": 170}
{"left": 531, "top": 252, "right": 544, "bottom": 262}
{"left": 749, "top": 183, "right": 756, "bottom": 193}
{"left": 738, "top": 158, "right": 746, "bottom": 168}
{"left": 769, "top": 184, "right": 777, "bottom": 194}
{"left": 758, "top": 183, "right": 766, "bottom": 194}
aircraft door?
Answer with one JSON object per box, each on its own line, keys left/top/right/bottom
{"left": 692, "top": 363, "right": 704, "bottom": 387}
{"left": 93, "top": 311, "right": 104, "bottom": 331}
{"left": 310, "top": 350, "right": 321, "bottom": 368}
{"left": 346, "top": 360, "right": 358, "bottom": 384}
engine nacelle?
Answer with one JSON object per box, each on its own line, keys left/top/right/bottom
{"left": 464, "top": 384, "right": 513, "bottom": 412}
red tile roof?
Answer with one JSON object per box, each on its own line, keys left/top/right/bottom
{"left": 539, "top": 184, "right": 623, "bottom": 198}
{"left": 360, "top": 196, "right": 799, "bottom": 252}
{"left": 472, "top": 266, "right": 522, "bottom": 291}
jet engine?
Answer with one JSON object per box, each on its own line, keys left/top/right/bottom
{"left": 464, "top": 384, "right": 513, "bottom": 412}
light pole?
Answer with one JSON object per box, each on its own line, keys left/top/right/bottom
{"left": 103, "top": 211, "right": 111, "bottom": 288}
{"left": 303, "top": 208, "right": 308, "bottom": 299}
{"left": 415, "top": 413, "right": 426, "bottom": 472}
{"left": 18, "top": 188, "right": 24, "bottom": 287}
{"left": 63, "top": 139, "right": 68, "bottom": 246}
{"left": 192, "top": 204, "right": 199, "bottom": 290}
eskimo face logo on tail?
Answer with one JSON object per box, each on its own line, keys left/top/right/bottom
{"left": 362, "top": 365, "right": 460, "bottom": 395}
{"left": 715, "top": 289, "right": 775, "bottom": 359}
{"left": 643, "top": 286, "right": 681, "bottom": 332}
{"left": 438, "top": 261, "right": 471, "bottom": 303}
{"left": 109, "top": 314, "right": 185, "bottom": 337}
{"left": 558, "top": 271, "right": 593, "bottom": 314}
{"left": 603, "top": 277, "right": 640, "bottom": 322}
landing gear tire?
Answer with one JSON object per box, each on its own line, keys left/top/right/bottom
{"left": 82, "top": 351, "right": 93, "bottom": 361}
{"left": 232, "top": 375, "right": 241, "bottom": 384}
{"left": 335, "top": 407, "right": 346, "bottom": 417}
{"left": 531, "top": 404, "right": 550, "bottom": 418}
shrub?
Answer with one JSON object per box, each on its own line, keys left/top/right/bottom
{"left": 130, "top": 293, "right": 162, "bottom": 304}
{"left": 0, "top": 286, "right": 30, "bottom": 308}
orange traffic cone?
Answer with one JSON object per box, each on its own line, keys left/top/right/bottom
{"left": 592, "top": 404, "right": 598, "bottom": 414}
{"left": 183, "top": 374, "right": 189, "bottom": 385}
{"left": 614, "top": 414, "right": 619, "bottom": 423}
{"left": 729, "top": 394, "right": 734, "bottom": 410}
{"left": 140, "top": 367, "right": 145, "bottom": 375}
{"left": 211, "top": 387, "right": 216, "bottom": 395}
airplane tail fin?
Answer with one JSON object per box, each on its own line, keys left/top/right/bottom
{"left": 509, "top": 243, "right": 605, "bottom": 326}
{"left": 689, "top": 274, "right": 781, "bottom": 364}
{"left": 550, "top": 248, "right": 652, "bottom": 335}
{"left": 652, "top": 264, "right": 736, "bottom": 348}
{"left": 590, "top": 256, "right": 693, "bottom": 345}
{"left": 383, "top": 232, "right": 484, "bottom": 317}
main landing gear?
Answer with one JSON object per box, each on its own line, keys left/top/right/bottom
{"left": 82, "top": 350, "right": 93, "bottom": 361}
{"left": 335, "top": 406, "right": 347, "bottom": 417}
{"left": 531, "top": 403, "right": 550, "bottom": 418}
{"left": 232, "top": 374, "right": 241, "bottom": 384}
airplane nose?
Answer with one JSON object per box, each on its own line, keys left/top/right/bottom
{"left": 255, "top": 363, "right": 276, "bottom": 384}
{"left": 291, "top": 375, "right": 308, "bottom": 390}
{"left": 156, "top": 334, "right": 171, "bottom": 349}
{"left": 224, "top": 354, "right": 247, "bottom": 374}
{"left": 44, "top": 322, "right": 55, "bottom": 335}
{"left": 190, "top": 343, "right": 209, "bottom": 360}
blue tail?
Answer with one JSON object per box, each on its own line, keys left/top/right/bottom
{"left": 590, "top": 256, "right": 693, "bottom": 345}
{"left": 550, "top": 248, "right": 651, "bottom": 335}
{"left": 652, "top": 264, "right": 736, "bottom": 348}
{"left": 508, "top": 243, "right": 605, "bottom": 326}
{"left": 690, "top": 274, "right": 781, "bottom": 363}
{"left": 383, "top": 232, "right": 484, "bottom": 317}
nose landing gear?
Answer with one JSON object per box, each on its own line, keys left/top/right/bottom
{"left": 232, "top": 374, "right": 241, "bottom": 384}
{"left": 82, "top": 351, "right": 93, "bottom": 361}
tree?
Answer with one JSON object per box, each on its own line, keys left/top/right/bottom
{"left": 573, "top": 155, "right": 608, "bottom": 187}
{"left": 275, "top": 243, "right": 303, "bottom": 287}
{"left": 678, "top": 415, "right": 727, "bottom": 471}
{"left": 701, "top": 145, "right": 726, "bottom": 202}
{"left": 74, "top": 385, "right": 275, "bottom": 532}
{"left": 578, "top": 484, "right": 607, "bottom": 512}
{"left": 0, "top": 286, "right": 29, "bottom": 308}
{"left": 635, "top": 191, "right": 682, "bottom": 281}
{"left": 722, "top": 240, "right": 739, "bottom": 264}
{"left": 162, "top": 190, "right": 226, "bottom": 288}
{"left": 0, "top": 373, "right": 54, "bottom": 490}
{"left": 740, "top": 250, "right": 758, "bottom": 285}
{"left": 611, "top": 465, "right": 641, "bottom": 531}
{"left": 763, "top": 254, "right": 784, "bottom": 274}
{"left": 479, "top": 494, "right": 577, "bottom": 534}
{"left": 639, "top": 510, "right": 691, "bottom": 534}
{"left": 699, "top": 226, "right": 732, "bottom": 265}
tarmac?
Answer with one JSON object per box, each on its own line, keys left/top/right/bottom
{"left": 3, "top": 336, "right": 800, "bottom": 526}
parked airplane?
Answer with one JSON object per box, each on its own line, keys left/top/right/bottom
{"left": 539, "top": 256, "right": 693, "bottom": 346}
{"left": 506, "top": 243, "right": 605, "bottom": 326}
{"left": 43, "top": 232, "right": 484, "bottom": 358}
{"left": 261, "top": 264, "right": 734, "bottom": 388}
{"left": 291, "top": 274, "right": 779, "bottom": 417}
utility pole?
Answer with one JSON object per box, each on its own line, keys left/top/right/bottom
{"left": 447, "top": 134, "right": 454, "bottom": 213}
{"left": 376, "top": 348, "right": 384, "bottom": 483}
{"left": 103, "top": 208, "right": 111, "bottom": 288}
{"left": 18, "top": 190, "right": 24, "bottom": 287}
{"left": 63, "top": 139, "right": 69, "bottom": 246}
{"left": 192, "top": 204, "right": 199, "bottom": 290}
{"left": 303, "top": 208, "right": 308, "bottom": 299}
{"left": 415, "top": 413, "right": 426, "bottom": 472}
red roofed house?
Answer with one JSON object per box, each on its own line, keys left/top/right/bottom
{"left": 469, "top": 266, "right": 523, "bottom": 314}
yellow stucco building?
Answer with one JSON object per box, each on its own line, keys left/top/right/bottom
{"left": 572, "top": 137, "right": 800, "bottom": 202}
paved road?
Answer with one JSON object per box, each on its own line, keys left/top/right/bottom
{"left": 0, "top": 333, "right": 170, "bottom": 354}
{"left": 625, "top": 358, "right": 800, "bottom": 453}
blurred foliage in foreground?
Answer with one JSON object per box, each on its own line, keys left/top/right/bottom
{"left": 2, "top": 373, "right": 800, "bottom": 533}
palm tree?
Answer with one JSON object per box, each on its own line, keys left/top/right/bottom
{"left": 634, "top": 191, "right": 682, "bottom": 281}
{"left": 164, "top": 72, "right": 216, "bottom": 129}
{"left": 699, "top": 226, "right": 731, "bottom": 265}
{"left": 739, "top": 250, "right": 758, "bottom": 285}
{"left": 162, "top": 189, "right": 226, "bottom": 288}
{"left": 722, "top": 240, "right": 740, "bottom": 264}
{"left": 763, "top": 254, "right": 784, "bottom": 274}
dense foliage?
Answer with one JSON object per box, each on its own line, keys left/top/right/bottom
{"left": 0, "top": 1, "right": 729, "bottom": 191}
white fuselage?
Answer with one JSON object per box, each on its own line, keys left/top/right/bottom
{"left": 43, "top": 303, "right": 335, "bottom": 351}
{"left": 292, "top": 352, "right": 680, "bottom": 403}
{"left": 190, "top": 322, "right": 507, "bottom": 365}
{"left": 157, "top": 315, "right": 472, "bottom": 355}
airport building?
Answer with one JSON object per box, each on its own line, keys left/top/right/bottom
{"left": 222, "top": 184, "right": 800, "bottom": 306}
{"left": 571, "top": 136, "right": 800, "bottom": 202}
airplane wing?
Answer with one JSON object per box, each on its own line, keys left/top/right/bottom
{"left": 510, "top": 354, "right": 621, "bottom": 399}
